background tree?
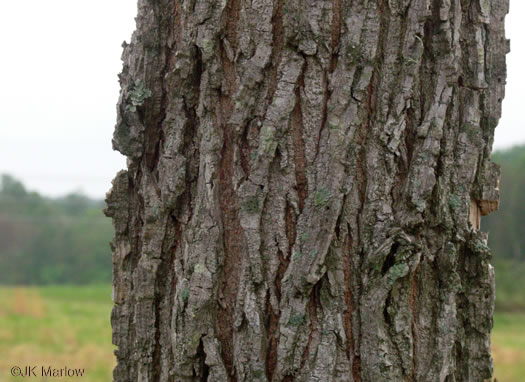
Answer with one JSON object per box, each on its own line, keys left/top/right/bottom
{"left": 483, "top": 146, "right": 525, "bottom": 311}
{"left": 0, "top": 174, "right": 112, "bottom": 284}
{"left": 484, "top": 146, "right": 525, "bottom": 261}
{"left": 105, "top": 0, "right": 508, "bottom": 381}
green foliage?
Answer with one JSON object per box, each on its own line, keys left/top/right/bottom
{"left": 126, "top": 79, "right": 152, "bottom": 112}
{"left": 0, "top": 174, "right": 113, "bottom": 285}
{"left": 493, "top": 259, "right": 525, "bottom": 312}
{"left": 1, "top": 174, "right": 27, "bottom": 197}
{"left": 480, "top": 145, "right": 525, "bottom": 314}
{"left": 483, "top": 145, "right": 525, "bottom": 262}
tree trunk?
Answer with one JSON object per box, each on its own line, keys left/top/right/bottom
{"left": 105, "top": 0, "right": 508, "bottom": 381}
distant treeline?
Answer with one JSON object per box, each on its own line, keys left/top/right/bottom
{"left": 482, "top": 146, "right": 525, "bottom": 310}
{"left": 0, "top": 174, "right": 112, "bottom": 284}
{"left": 0, "top": 142, "right": 523, "bottom": 290}
{"left": 483, "top": 145, "right": 525, "bottom": 262}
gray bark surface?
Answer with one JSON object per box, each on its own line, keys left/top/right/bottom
{"left": 105, "top": 0, "right": 508, "bottom": 381}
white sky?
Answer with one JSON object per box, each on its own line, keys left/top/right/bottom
{"left": 0, "top": 1, "right": 523, "bottom": 199}
{"left": 0, "top": 1, "right": 135, "bottom": 198}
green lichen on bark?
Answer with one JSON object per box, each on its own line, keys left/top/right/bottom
{"left": 313, "top": 187, "right": 332, "bottom": 208}
{"left": 288, "top": 313, "right": 305, "bottom": 327}
{"left": 242, "top": 196, "right": 260, "bottom": 214}
{"left": 125, "top": 79, "right": 152, "bottom": 112}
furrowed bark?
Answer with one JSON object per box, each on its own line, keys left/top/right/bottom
{"left": 106, "top": 0, "right": 508, "bottom": 381}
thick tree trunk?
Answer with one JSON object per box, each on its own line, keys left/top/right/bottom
{"left": 105, "top": 0, "right": 507, "bottom": 381}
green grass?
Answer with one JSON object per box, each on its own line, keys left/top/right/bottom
{"left": 0, "top": 286, "right": 523, "bottom": 381}
{"left": 492, "top": 313, "right": 525, "bottom": 382}
{"left": 0, "top": 285, "right": 114, "bottom": 382}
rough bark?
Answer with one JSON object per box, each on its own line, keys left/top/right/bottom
{"left": 105, "top": 0, "right": 508, "bottom": 381}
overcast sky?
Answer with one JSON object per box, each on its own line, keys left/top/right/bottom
{"left": 0, "top": 1, "right": 523, "bottom": 198}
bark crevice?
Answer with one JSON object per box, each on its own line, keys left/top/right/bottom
{"left": 108, "top": 0, "right": 508, "bottom": 380}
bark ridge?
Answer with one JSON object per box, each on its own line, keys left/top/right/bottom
{"left": 106, "top": 0, "right": 508, "bottom": 381}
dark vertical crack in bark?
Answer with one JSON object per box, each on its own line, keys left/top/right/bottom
{"left": 224, "top": 0, "right": 240, "bottom": 52}
{"left": 300, "top": 279, "right": 321, "bottom": 369}
{"left": 284, "top": 201, "right": 296, "bottom": 260}
{"left": 266, "top": 203, "right": 294, "bottom": 380}
{"left": 217, "top": 100, "right": 242, "bottom": 382}
{"left": 407, "top": 272, "right": 418, "bottom": 382}
{"left": 239, "top": 121, "right": 251, "bottom": 180}
{"left": 216, "top": 1, "right": 242, "bottom": 379}
{"left": 146, "top": 7, "right": 176, "bottom": 174}
{"left": 196, "top": 339, "right": 210, "bottom": 382}
{"left": 265, "top": 295, "right": 279, "bottom": 382}
{"left": 330, "top": 0, "right": 342, "bottom": 73}
{"left": 173, "top": 0, "right": 183, "bottom": 45}
{"left": 152, "top": 219, "right": 179, "bottom": 382}
{"left": 266, "top": 0, "right": 285, "bottom": 106}
{"left": 291, "top": 67, "right": 308, "bottom": 213}
{"left": 266, "top": 245, "right": 286, "bottom": 382}
{"left": 130, "top": 173, "right": 143, "bottom": 382}
{"left": 317, "top": 67, "right": 330, "bottom": 159}
{"left": 342, "top": 227, "right": 354, "bottom": 358}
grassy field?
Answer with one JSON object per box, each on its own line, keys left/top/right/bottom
{"left": 0, "top": 286, "right": 114, "bottom": 382}
{"left": 492, "top": 312, "right": 525, "bottom": 382}
{"left": 0, "top": 286, "right": 523, "bottom": 381}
